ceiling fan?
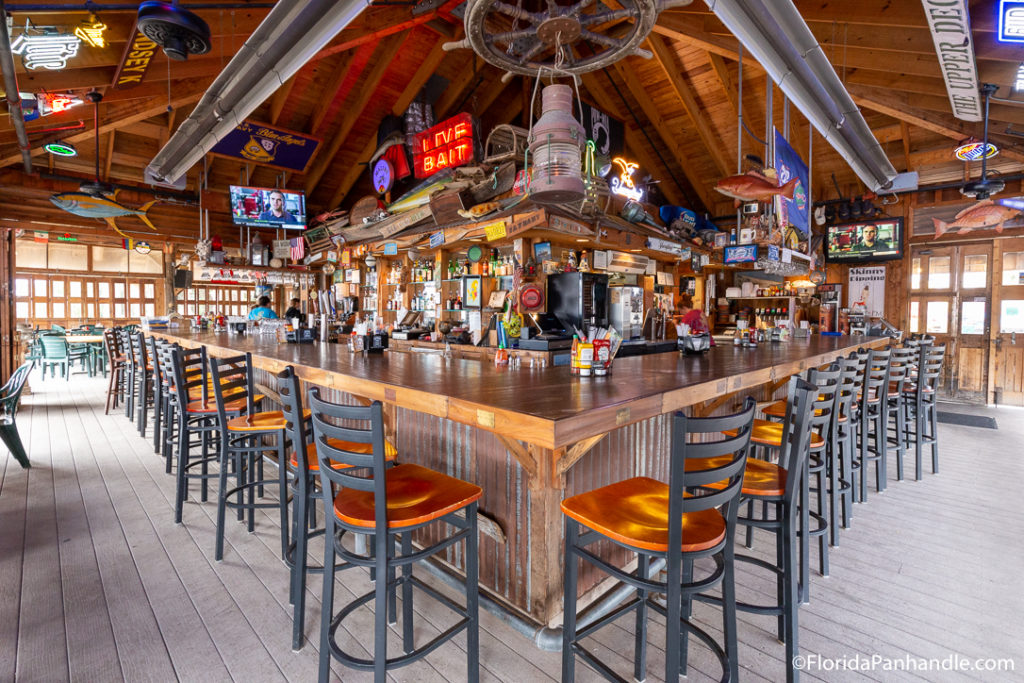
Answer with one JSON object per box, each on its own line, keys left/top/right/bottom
{"left": 960, "top": 83, "right": 1004, "bottom": 201}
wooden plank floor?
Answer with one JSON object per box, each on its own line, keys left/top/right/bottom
{"left": 2, "top": 375, "right": 1023, "bottom": 682}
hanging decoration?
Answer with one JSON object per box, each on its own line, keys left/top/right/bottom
{"left": 527, "top": 83, "right": 584, "bottom": 205}
{"left": 10, "top": 31, "right": 81, "bottom": 70}
{"left": 609, "top": 157, "right": 643, "bottom": 202}
{"left": 411, "top": 113, "right": 475, "bottom": 179}
{"left": 113, "top": 28, "right": 158, "bottom": 88}
{"left": 43, "top": 141, "right": 78, "bottom": 157}
{"left": 954, "top": 140, "right": 999, "bottom": 161}
{"left": 74, "top": 15, "right": 108, "bottom": 48}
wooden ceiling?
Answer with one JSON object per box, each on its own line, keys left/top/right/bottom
{"left": 1, "top": 0, "right": 1023, "bottom": 244}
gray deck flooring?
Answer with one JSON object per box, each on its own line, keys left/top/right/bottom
{"left": 2, "top": 375, "right": 1023, "bottom": 682}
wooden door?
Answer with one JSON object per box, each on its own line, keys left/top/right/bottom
{"left": 908, "top": 243, "right": 993, "bottom": 402}
{"left": 989, "top": 238, "right": 1024, "bottom": 405}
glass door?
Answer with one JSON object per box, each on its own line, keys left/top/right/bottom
{"left": 990, "top": 238, "right": 1024, "bottom": 405}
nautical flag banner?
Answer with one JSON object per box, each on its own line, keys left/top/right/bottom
{"left": 773, "top": 129, "right": 810, "bottom": 242}
{"left": 122, "top": 238, "right": 135, "bottom": 250}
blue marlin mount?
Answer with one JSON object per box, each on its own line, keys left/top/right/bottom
{"left": 49, "top": 190, "right": 158, "bottom": 238}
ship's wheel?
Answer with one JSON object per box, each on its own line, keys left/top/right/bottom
{"left": 444, "top": 0, "right": 691, "bottom": 80}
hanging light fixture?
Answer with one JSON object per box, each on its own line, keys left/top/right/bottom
{"left": 43, "top": 140, "right": 77, "bottom": 157}
{"left": 527, "top": 83, "right": 585, "bottom": 205}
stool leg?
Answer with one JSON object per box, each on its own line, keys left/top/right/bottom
{"left": 174, "top": 417, "right": 189, "bottom": 524}
{"left": 373, "top": 527, "right": 389, "bottom": 682}
{"left": 840, "top": 429, "right": 853, "bottom": 528}
{"left": 216, "top": 441, "right": 231, "bottom": 561}
{"left": 278, "top": 436, "right": 290, "bottom": 560}
{"left": 561, "top": 518, "right": 579, "bottom": 683}
{"left": 664, "top": 538, "right": 682, "bottom": 683}
{"left": 291, "top": 485, "right": 308, "bottom": 651}
{"left": 722, "top": 538, "right": 739, "bottom": 683}
{"left": 784, "top": 504, "right": 800, "bottom": 683}
{"left": 465, "top": 502, "right": 479, "bottom": 683}
{"left": 928, "top": 400, "right": 939, "bottom": 474}
{"left": 828, "top": 444, "right": 840, "bottom": 547}
{"left": 800, "top": 459, "right": 810, "bottom": 604}
{"left": 815, "top": 460, "right": 829, "bottom": 577}
{"left": 679, "top": 557, "right": 693, "bottom": 677}
{"left": 318, "top": 518, "right": 336, "bottom": 683}
{"left": 402, "top": 531, "right": 414, "bottom": 653}
{"left": 634, "top": 552, "right": 649, "bottom": 682}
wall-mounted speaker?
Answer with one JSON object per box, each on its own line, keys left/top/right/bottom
{"left": 173, "top": 269, "right": 193, "bottom": 288}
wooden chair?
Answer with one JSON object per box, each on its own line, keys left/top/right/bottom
{"left": 103, "top": 328, "right": 126, "bottom": 414}
{"left": 1, "top": 361, "right": 35, "bottom": 469}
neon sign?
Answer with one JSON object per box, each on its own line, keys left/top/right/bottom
{"left": 411, "top": 112, "right": 474, "bottom": 179}
{"left": 609, "top": 157, "right": 644, "bottom": 202}
{"left": 10, "top": 33, "right": 81, "bottom": 70}
{"left": 37, "top": 93, "right": 83, "bottom": 117}
{"left": 954, "top": 141, "right": 999, "bottom": 161}
{"left": 75, "top": 18, "right": 107, "bottom": 48}
{"left": 999, "top": 0, "right": 1024, "bottom": 43}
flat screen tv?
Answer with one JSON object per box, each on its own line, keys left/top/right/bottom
{"left": 229, "top": 185, "right": 306, "bottom": 230}
{"left": 826, "top": 217, "right": 903, "bottom": 263}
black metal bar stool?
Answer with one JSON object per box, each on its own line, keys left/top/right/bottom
{"left": 129, "top": 331, "right": 153, "bottom": 437}
{"left": 276, "top": 366, "right": 399, "bottom": 650}
{"left": 209, "top": 353, "right": 288, "bottom": 561}
{"left": 697, "top": 376, "right": 818, "bottom": 683}
{"left": 856, "top": 348, "right": 891, "bottom": 500}
{"left": 309, "top": 388, "right": 481, "bottom": 683}
{"left": 835, "top": 355, "right": 864, "bottom": 531}
{"left": 886, "top": 346, "right": 917, "bottom": 481}
{"left": 902, "top": 344, "right": 945, "bottom": 479}
{"left": 561, "top": 398, "right": 756, "bottom": 683}
{"left": 161, "top": 344, "right": 228, "bottom": 524}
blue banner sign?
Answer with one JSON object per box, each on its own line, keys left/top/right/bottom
{"left": 211, "top": 120, "right": 321, "bottom": 174}
{"left": 773, "top": 129, "right": 809, "bottom": 241}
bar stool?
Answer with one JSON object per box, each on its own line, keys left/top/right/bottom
{"left": 146, "top": 336, "right": 165, "bottom": 455}
{"left": 309, "top": 388, "right": 481, "bottom": 683}
{"left": 886, "top": 346, "right": 917, "bottom": 481}
{"left": 103, "top": 328, "right": 126, "bottom": 415}
{"left": 276, "top": 366, "right": 398, "bottom": 650}
{"left": 697, "top": 376, "right": 818, "bottom": 683}
{"left": 129, "top": 331, "right": 153, "bottom": 437}
{"left": 561, "top": 398, "right": 756, "bottom": 683}
{"left": 161, "top": 344, "right": 228, "bottom": 524}
{"left": 858, "top": 348, "right": 892, "bottom": 499}
{"left": 835, "top": 356, "right": 863, "bottom": 531}
{"left": 903, "top": 344, "right": 945, "bottom": 479}
{"left": 209, "top": 353, "right": 287, "bottom": 562}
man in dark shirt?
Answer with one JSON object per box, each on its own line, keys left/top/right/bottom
{"left": 852, "top": 224, "right": 889, "bottom": 252}
{"left": 284, "top": 298, "right": 303, "bottom": 320}
{"left": 258, "top": 189, "right": 297, "bottom": 224}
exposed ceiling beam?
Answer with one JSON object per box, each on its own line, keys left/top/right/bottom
{"left": 434, "top": 55, "right": 482, "bottom": 120}
{"left": 304, "top": 31, "right": 412, "bottom": 196}
{"left": 901, "top": 122, "right": 913, "bottom": 172}
{"left": 647, "top": 34, "right": 731, "bottom": 177}
{"left": 327, "top": 33, "right": 453, "bottom": 208}
{"left": 269, "top": 74, "right": 297, "bottom": 125}
{"left": 104, "top": 131, "right": 116, "bottom": 180}
{"left": 308, "top": 51, "right": 360, "bottom": 134}
{"left": 611, "top": 58, "right": 714, "bottom": 211}
{"left": 706, "top": 51, "right": 739, "bottom": 122}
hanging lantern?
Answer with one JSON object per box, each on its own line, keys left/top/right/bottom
{"left": 528, "top": 84, "right": 584, "bottom": 205}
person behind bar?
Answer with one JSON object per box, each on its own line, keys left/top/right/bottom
{"left": 284, "top": 297, "right": 302, "bottom": 320}
{"left": 676, "top": 293, "right": 714, "bottom": 344}
{"left": 249, "top": 295, "right": 279, "bottom": 320}
{"left": 258, "top": 189, "right": 298, "bottom": 224}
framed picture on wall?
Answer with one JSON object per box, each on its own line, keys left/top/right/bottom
{"left": 533, "top": 241, "right": 552, "bottom": 262}
{"left": 462, "top": 275, "right": 482, "bottom": 308}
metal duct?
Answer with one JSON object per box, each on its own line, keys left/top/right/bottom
{"left": 146, "top": 0, "right": 364, "bottom": 185}
{"left": 705, "top": 0, "right": 898, "bottom": 193}
{"left": 1, "top": 0, "right": 33, "bottom": 173}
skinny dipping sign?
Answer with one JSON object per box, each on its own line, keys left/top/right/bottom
{"left": 921, "top": 0, "right": 982, "bottom": 122}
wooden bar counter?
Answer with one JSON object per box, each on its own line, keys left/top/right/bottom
{"left": 156, "top": 329, "right": 886, "bottom": 626}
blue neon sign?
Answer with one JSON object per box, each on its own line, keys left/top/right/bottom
{"left": 999, "top": 0, "right": 1024, "bottom": 43}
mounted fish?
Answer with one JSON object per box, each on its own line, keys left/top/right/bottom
{"left": 932, "top": 200, "right": 1021, "bottom": 238}
{"left": 715, "top": 171, "right": 799, "bottom": 206}
{"left": 50, "top": 190, "right": 158, "bottom": 238}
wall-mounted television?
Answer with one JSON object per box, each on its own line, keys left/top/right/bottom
{"left": 826, "top": 217, "right": 903, "bottom": 263}
{"left": 228, "top": 185, "right": 306, "bottom": 229}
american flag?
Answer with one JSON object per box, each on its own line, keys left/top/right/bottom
{"left": 290, "top": 237, "right": 305, "bottom": 262}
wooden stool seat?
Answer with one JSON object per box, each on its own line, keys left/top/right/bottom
{"left": 763, "top": 399, "right": 847, "bottom": 422}
{"left": 560, "top": 477, "right": 726, "bottom": 553}
{"left": 292, "top": 438, "right": 397, "bottom": 470}
{"left": 226, "top": 408, "right": 308, "bottom": 432}
{"left": 725, "top": 418, "right": 824, "bottom": 449}
{"left": 332, "top": 463, "right": 481, "bottom": 529}
{"left": 686, "top": 456, "right": 787, "bottom": 497}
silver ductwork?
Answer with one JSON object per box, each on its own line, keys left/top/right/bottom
{"left": 146, "top": 0, "right": 364, "bottom": 185}
{"left": 705, "top": 0, "right": 898, "bottom": 193}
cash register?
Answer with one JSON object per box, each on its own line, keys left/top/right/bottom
{"left": 517, "top": 312, "right": 574, "bottom": 351}
{"left": 391, "top": 311, "right": 430, "bottom": 340}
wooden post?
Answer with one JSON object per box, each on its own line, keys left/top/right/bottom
{"left": 0, "top": 227, "right": 15, "bottom": 384}
{"left": 527, "top": 444, "right": 564, "bottom": 620}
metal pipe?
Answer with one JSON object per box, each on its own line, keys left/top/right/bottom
{"left": 3, "top": 3, "right": 274, "bottom": 10}
{"left": 0, "top": 0, "right": 33, "bottom": 173}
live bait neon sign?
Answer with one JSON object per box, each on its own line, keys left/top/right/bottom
{"left": 411, "top": 112, "right": 474, "bottom": 179}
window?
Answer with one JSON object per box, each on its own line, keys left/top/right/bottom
{"left": 52, "top": 280, "right": 64, "bottom": 298}
{"left": 113, "top": 281, "right": 126, "bottom": 298}
{"left": 909, "top": 301, "right": 920, "bottom": 333}
{"left": 48, "top": 243, "right": 88, "bottom": 269}
{"left": 129, "top": 303, "right": 141, "bottom": 317}
{"left": 1001, "top": 300, "right": 1024, "bottom": 333}
{"left": 34, "top": 302, "right": 47, "bottom": 318}
{"left": 86, "top": 281, "right": 94, "bottom": 297}
{"left": 14, "top": 278, "right": 28, "bottom": 296}
{"left": 69, "top": 280, "right": 82, "bottom": 298}
{"left": 928, "top": 256, "right": 951, "bottom": 289}
{"left": 34, "top": 279, "right": 47, "bottom": 297}
{"left": 1003, "top": 252, "right": 1024, "bottom": 286}
{"left": 114, "top": 303, "right": 126, "bottom": 318}
{"left": 99, "top": 303, "right": 111, "bottom": 318}
{"left": 961, "top": 301, "right": 986, "bottom": 334}
{"left": 52, "top": 302, "right": 65, "bottom": 318}
{"left": 129, "top": 283, "right": 141, "bottom": 299}
{"left": 911, "top": 258, "right": 922, "bottom": 289}
{"left": 144, "top": 283, "right": 155, "bottom": 298}
{"left": 129, "top": 249, "right": 163, "bottom": 274}
{"left": 926, "top": 301, "right": 948, "bottom": 333}
{"left": 70, "top": 302, "right": 83, "bottom": 318}
{"left": 92, "top": 246, "right": 128, "bottom": 272}
{"left": 962, "top": 254, "right": 987, "bottom": 288}
{"left": 98, "top": 282, "right": 110, "bottom": 298}
{"left": 16, "top": 240, "right": 47, "bottom": 268}
{"left": 16, "top": 302, "right": 29, "bottom": 318}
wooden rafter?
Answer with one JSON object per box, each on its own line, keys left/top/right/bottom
{"left": 647, "top": 35, "right": 731, "bottom": 177}
{"left": 103, "top": 132, "right": 116, "bottom": 181}
{"left": 269, "top": 75, "right": 298, "bottom": 125}
{"left": 304, "top": 31, "right": 413, "bottom": 196}
{"left": 611, "top": 58, "right": 715, "bottom": 211}
{"left": 434, "top": 55, "right": 482, "bottom": 120}
{"left": 307, "top": 52, "right": 359, "bottom": 134}
{"left": 901, "top": 122, "right": 913, "bottom": 172}
{"left": 707, "top": 52, "right": 739, "bottom": 122}
{"left": 326, "top": 34, "right": 453, "bottom": 208}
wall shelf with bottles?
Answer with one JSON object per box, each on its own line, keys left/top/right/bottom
{"left": 727, "top": 295, "right": 796, "bottom": 301}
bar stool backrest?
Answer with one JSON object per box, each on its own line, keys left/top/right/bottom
{"left": 888, "top": 346, "right": 917, "bottom": 391}
{"left": 278, "top": 366, "right": 311, "bottom": 476}
{"left": 128, "top": 331, "right": 147, "bottom": 373}
{"left": 163, "top": 345, "right": 208, "bottom": 409}
{"left": 806, "top": 363, "right": 842, "bottom": 442}
{"left": 670, "top": 397, "right": 755, "bottom": 550}
{"left": 838, "top": 355, "right": 864, "bottom": 419}
{"left": 861, "top": 348, "right": 892, "bottom": 410}
{"left": 915, "top": 344, "right": 945, "bottom": 398}
{"left": 103, "top": 328, "right": 120, "bottom": 364}
{"left": 780, "top": 376, "right": 819, "bottom": 501}
{"left": 308, "top": 387, "right": 389, "bottom": 532}
{"left": 209, "top": 353, "right": 258, "bottom": 421}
